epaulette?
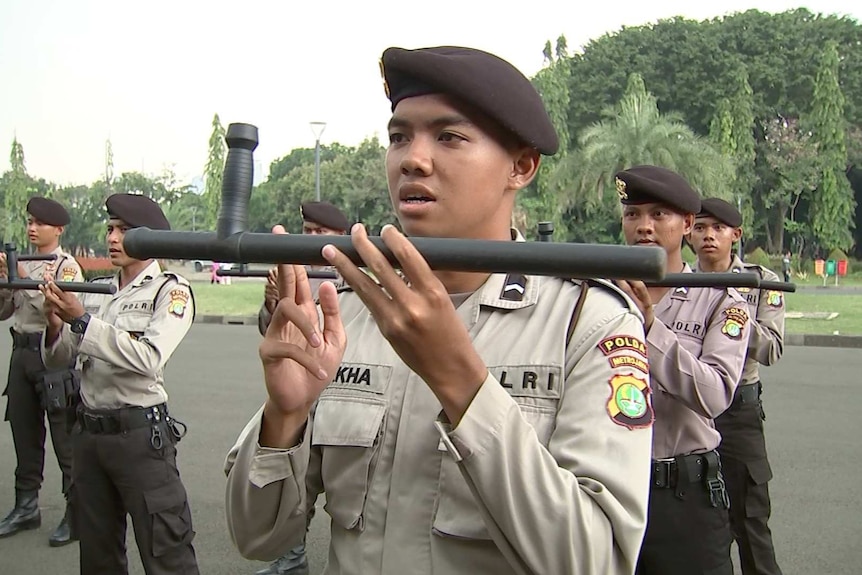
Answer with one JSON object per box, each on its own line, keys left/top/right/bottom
{"left": 160, "top": 271, "right": 190, "bottom": 286}
{"left": 565, "top": 277, "right": 639, "bottom": 312}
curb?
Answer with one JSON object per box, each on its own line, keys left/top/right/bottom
{"left": 193, "top": 315, "right": 862, "bottom": 349}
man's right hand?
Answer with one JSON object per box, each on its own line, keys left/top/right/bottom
{"left": 258, "top": 224, "right": 347, "bottom": 449}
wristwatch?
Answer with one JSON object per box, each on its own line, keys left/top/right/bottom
{"left": 70, "top": 313, "right": 91, "bottom": 335}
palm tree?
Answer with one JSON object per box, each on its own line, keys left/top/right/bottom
{"left": 550, "top": 74, "right": 734, "bottom": 220}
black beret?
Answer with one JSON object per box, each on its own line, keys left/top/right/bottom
{"left": 698, "top": 198, "right": 742, "bottom": 228}
{"left": 380, "top": 46, "right": 559, "bottom": 155}
{"left": 105, "top": 194, "right": 171, "bottom": 230}
{"left": 614, "top": 165, "right": 701, "bottom": 215}
{"left": 300, "top": 201, "right": 349, "bottom": 232}
{"left": 26, "top": 197, "right": 70, "bottom": 226}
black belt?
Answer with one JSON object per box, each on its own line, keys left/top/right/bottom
{"left": 10, "top": 328, "right": 42, "bottom": 350}
{"left": 732, "top": 382, "right": 761, "bottom": 407}
{"left": 77, "top": 403, "right": 169, "bottom": 434}
{"left": 652, "top": 450, "right": 729, "bottom": 508}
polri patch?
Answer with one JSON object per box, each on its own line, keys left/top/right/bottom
{"left": 168, "top": 289, "right": 189, "bottom": 318}
{"left": 607, "top": 373, "right": 653, "bottom": 429}
{"left": 61, "top": 266, "right": 77, "bottom": 281}
{"left": 766, "top": 290, "right": 783, "bottom": 308}
{"left": 721, "top": 306, "right": 749, "bottom": 340}
{"left": 598, "top": 335, "right": 647, "bottom": 358}
{"left": 608, "top": 355, "right": 649, "bottom": 375}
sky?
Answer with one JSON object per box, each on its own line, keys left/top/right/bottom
{"left": 1, "top": 0, "right": 861, "bottom": 188}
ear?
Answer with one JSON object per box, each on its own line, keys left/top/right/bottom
{"left": 682, "top": 213, "right": 695, "bottom": 235}
{"left": 732, "top": 227, "right": 743, "bottom": 243}
{"left": 507, "top": 148, "right": 541, "bottom": 191}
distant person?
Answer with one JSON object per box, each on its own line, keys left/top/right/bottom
{"left": 781, "top": 251, "right": 791, "bottom": 283}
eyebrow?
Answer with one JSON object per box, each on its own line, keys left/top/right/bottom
{"left": 387, "top": 114, "right": 476, "bottom": 132}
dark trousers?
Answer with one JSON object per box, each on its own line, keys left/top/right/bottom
{"left": 73, "top": 419, "right": 199, "bottom": 575}
{"left": 3, "top": 343, "right": 73, "bottom": 495}
{"left": 716, "top": 385, "right": 783, "bottom": 575}
{"left": 636, "top": 467, "right": 733, "bottom": 574}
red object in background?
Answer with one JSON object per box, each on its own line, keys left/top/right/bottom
{"left": 837, "top": 259, "right": 848, "bottom": 276}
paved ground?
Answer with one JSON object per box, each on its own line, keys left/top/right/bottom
{"left": 0, "top": 324, "right": 860, "bottom": 574}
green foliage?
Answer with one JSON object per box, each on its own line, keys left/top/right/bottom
{"left": 746, "top": 246, "right": 773, "bottom": 270}
{"left": 827, "top": 247, "right": 849, "bottom": 262}
{"left": 3, "top": 137, "right": 32, "bottom": 247}
{"left": 203, "top": 114, "right": 226, "bottom": 230}
{"left": 681, "top": 244, "right": 697, "bottom": 265}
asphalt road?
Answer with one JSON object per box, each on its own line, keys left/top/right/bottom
{"left": 0, "top": 324, "right": 860, "bottom": 575}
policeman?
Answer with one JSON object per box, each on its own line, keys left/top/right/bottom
{"left": 40, "top": 194, "right": 199, "bottom": 575}
{"left": 0, "top": 197, "right": 81, "bottom": 546}
{"left": 225, "top": 46, "right": 655, "bottom": 575}
{"left": 689, "top": 198, "right": 785, "bottom": 575}
{"left": 613, "top": 166, "right": 749, "bottom": 575}
{"left": 258, "top": 200, "right": 350, "bottom": 340}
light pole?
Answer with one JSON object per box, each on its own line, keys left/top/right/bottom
{"left": 310, "top": 121, "right": 327, "bottom": 201}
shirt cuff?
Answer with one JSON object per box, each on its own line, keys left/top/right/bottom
{"left": 248, "top": 416, "right": 310, "bottom": 489}
{"left": 440, "top": 373, "right": 516, "bottom": 461}
{"left": 77, "top": 317, "right": 105, "bottom": 355}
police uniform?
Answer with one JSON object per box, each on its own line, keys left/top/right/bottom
{"left": 615, "top": 167, "right": 750, "bottom": 575}
{"left": 696, "top": 199, "right": 785, "bottom": 575}
{"left": 0, "top": 197, "right": 81, "bottom": 546}
{"left": 41, "top": 194, "right": 199, "bottom": 575}
{"left": 226, "top": 46, "right": 654, "bottom": 575}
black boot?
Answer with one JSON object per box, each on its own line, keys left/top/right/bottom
{"left": 49, "top": 503, "right": 76, "bottom": 547}
{"left": 0, "top": 490, "right": 41, "bottom": 538}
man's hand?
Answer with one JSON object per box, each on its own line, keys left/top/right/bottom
{"left": 264, "top": 267, "right": 279, "bottom": 314}
{"left": 0, "top": 253, "right": 27, "bottom": 280}
{"left": 258, "top": 224, "right": 347, "bottom": 448}
{"left": 615, "top": 280, "right": 655, "bottom": 330}
{"left": 322, "top": 224, "right": 488, "bottom": 425}
{"left": 38, "top": 281, "right": 85, "bottom": 323}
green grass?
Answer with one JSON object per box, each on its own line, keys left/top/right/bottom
{"left": 190, "top": 281, "right": 265, "bottom": 316}
{"left": 784, "top": 293, "right": 862, "bottom": 335}
{"left": 188, "top": 279, "right": 862, "bottom": 336}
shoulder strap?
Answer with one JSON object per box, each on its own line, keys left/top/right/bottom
{"left": 566, "top": 281, "right": 590, "bottom": 347}
{"left": 154, "top": 273, "right": 196, "bottom": 322}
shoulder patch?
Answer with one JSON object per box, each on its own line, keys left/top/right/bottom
{"left": 721, "top": 306, "right": 749, "bottom": 339}
{"left": 607, "top": 373, "right": 653, "bottom": 429}
{"left": 61, "top": 266, "right": 78, "bottom": 282}
{"left": 167, "top": 288, "right": 190, "bottom": 318}
{"left": 598, "top": 335, "right": 648, "bottom": 357}
{"left": 765, "top": 290, "right": 784, "bottom": 308}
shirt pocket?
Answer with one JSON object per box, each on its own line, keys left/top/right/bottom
{"left": 114, "top": 311, "right": 152, "bottom": 336}
{"left": 432, "top": 399, "right": 558, "bottom": 541}
{"left": 312, "top": 393, "right": 387, "bottom": 531}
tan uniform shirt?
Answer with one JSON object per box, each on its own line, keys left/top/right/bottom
{"left": 226, "top": 274, "right": 654, "bottom": 575}
{"left": 0, "top": 246, "right": 83, "bottom": 333}
{"left": 725, "top": 256, "right": 785, "bottom": 385}
{"left": 647, "top": 265, "right": 749, "bottom": 458}
{"left": 41, "top": 261, "right": 194, "bottom": 410}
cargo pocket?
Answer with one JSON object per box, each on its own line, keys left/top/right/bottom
{"left": 432, "top": 451, "right": 492, "bottom": 540}
{"left": 744, "top": 457, "right": 773, "bottom": 518}
{"left": 144, "top": 481, "right": 195, "bottom": 557}
{"left": 312, "top": 394, "right": 386, "bottom": 531}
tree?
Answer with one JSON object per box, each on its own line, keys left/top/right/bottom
{"left": 806, "top": 41, "right": 855, "bottom": 251}
{"left": 202, "top": 113, "right": 226, "bottom": 230}
{"left": 549, "top": 73, "right": 734, "bottom": 242}
{"left": 3, "top": 137, "right": 32, "bottom": 247}
{"left": 757, "top": 116, "right": 820, "bottom": 254}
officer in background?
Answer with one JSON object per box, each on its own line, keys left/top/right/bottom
{"left": 614, "top": 166, "right": 749, "bottom": 575}
{"left": 0, "top": 197, "right": 81, "bottom": 546}
{"left": 225, "top": 45, "right": 654, "bottom": 575}
{"left": 258, "top": 201, "right": 349, "bottom": 340}
{"left": 689, "top": 198, "right": 785, "bottom": 575}
{"left": 40, "top": 194, "right": 199, "bottom": 575}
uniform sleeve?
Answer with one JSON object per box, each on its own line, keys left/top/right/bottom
{"left": 77, "top": 280, "right": 194, "bottom": 376}
{"left": 442, "top": 306, "right": 653, "bottom": 575}
{"left": 748, "top": 270, "right": 785, "bottom": 366}
{"left": 224, "top": 406, "right": 323, "bottom": 560}
{"left": 0, "top": 290, "right": 13, "bottom": 320}
{"left": 647, "top": 292, "right": 748, "bottom": 418}
{"left": 41, "top": 324, "right": 82, "bottom": 368}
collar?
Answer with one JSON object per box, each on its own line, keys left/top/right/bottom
{"left": 115, "top": 260, "right": 163, "bottom": 290}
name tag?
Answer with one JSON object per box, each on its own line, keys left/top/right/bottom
{"left": 328, "top": 363, "right": 392, "bottom": 395}
{"left": 672, "top": 319, "right": 706, "bottom": 339}
{"left": 489, "top": 365, "right": 562, "bottom": 399}
{"left": 120, "top": 301, "right": 154, "bottom": 313}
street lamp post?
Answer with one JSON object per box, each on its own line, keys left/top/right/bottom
{"left": 310, "top": 121, "right": 327, "bottom": 201}
{"left": 737, "top": 194, "right": 744, "bottom": 260}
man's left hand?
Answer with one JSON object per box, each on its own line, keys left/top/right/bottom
{"left": 39, "top": 281, "right": 85, "bottom": 323}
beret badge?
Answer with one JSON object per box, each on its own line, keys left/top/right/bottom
{"left": 615, "top": 177, "right": 628, "bottom": 200}
{"left": 378, "top": 59, "right": 390, "bottom": 98}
